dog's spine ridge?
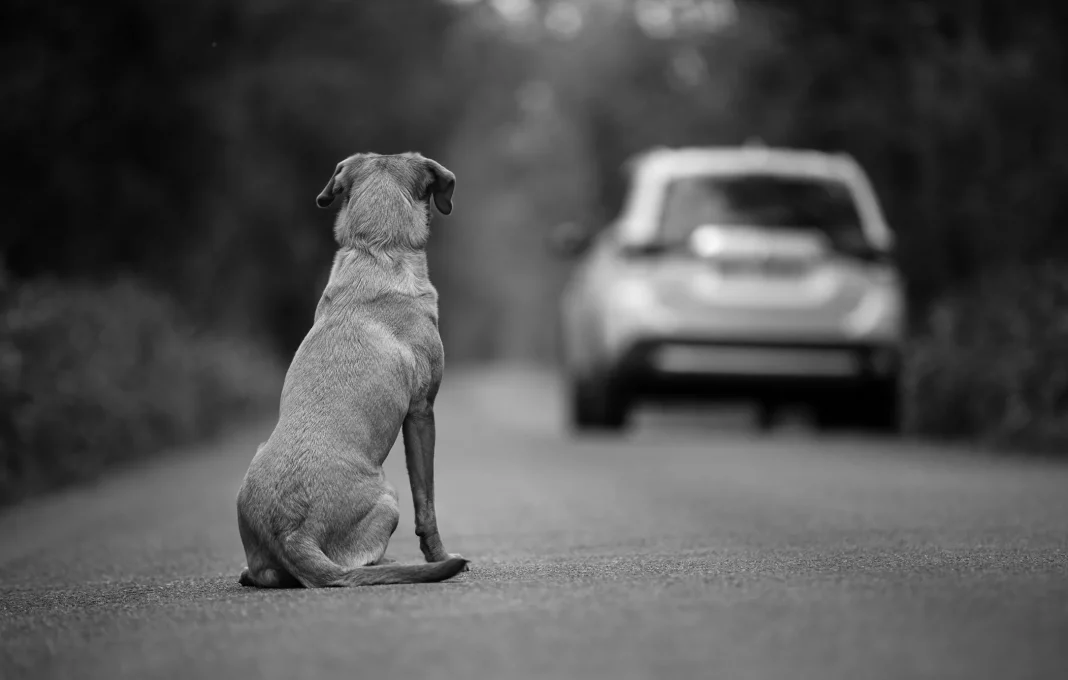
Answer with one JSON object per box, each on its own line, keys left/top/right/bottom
{"left": 325, "top": 558, "right": 469, "bottom": 587}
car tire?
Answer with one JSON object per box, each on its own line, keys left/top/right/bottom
{"left": 812, "top": 397, "right": 850, "bottom": 432}
{"left": 813, "top": 380, "right": 900, "bottom": 434}
{"left": 855, "top": 379, "right": 901, "bottom": 434}
{"left": 568, "top": 370, "right": 631, "bottom": 432}
{"left": 755, "top": 399, "right": 778, "bottom": 432}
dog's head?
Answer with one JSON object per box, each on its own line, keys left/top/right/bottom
{"left": 316, "top": 152, "right": 456, "bottom": 249}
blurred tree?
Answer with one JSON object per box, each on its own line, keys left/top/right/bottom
{"left": 738, "top": 0, "right": 1068, "bottom": 316}
{"left": 0, "top": 0, "right": 234, "bottom": 285}
{"left": 1, "top": 0, "right": 471, "bottom": 357}
{"left": 189, "top": 0, "right": 472, "bottom": 354}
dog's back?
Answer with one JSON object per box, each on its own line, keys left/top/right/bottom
{"left": 273, "top": 247, "right": 443, "bottom": 461}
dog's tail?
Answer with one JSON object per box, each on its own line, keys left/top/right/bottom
{"left": 322, "top": 559, "right": 469, "bottom": 587}
{"left": 280, "top": 534, "right": 468, "bottom": 588}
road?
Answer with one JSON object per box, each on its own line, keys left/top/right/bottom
{"left": 2, "top": 366, "right": 1066, "bottom": 680}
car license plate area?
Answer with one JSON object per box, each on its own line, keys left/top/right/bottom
{"left": 653, "top": 345, "right": 860, "bottom": 377}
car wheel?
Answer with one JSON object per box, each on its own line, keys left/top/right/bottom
{"left": 812, "top": 397, "right": 851, "bottom": 432}
{"left": 755, "top": 399, "right": 778, "bottom": 432}
{"left": 568, "top": 370, "right": 631, "bottom": 432}
{"left": 854, "top": 380, "right": 901, "bottom": 434}
{"left": 813, "top": 380, "right": 900, "bottom": 434}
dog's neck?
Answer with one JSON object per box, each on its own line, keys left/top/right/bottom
{"left": 342, "top": 239, "right": 427, "bottom": 263}
{"left": 325, "top": 242, "right": 434, "bottom": 305}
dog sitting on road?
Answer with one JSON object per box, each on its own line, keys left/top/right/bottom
{"left": 236, "top": 151, "right": 468, "bottom": 588}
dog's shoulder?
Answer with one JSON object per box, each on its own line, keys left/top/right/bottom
{"left": 303, "top": 247, "right": 443, "bottom": 397}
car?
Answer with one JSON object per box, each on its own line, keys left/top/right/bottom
{"left": 551, "top": 143, "right": 905, "bottom": 433}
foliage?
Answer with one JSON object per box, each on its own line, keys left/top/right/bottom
{"left": 0, "top": 278, "right": 283, "bottom": 505}
{"left": 903, "top": 261, "right": 1068, "bottom": 453}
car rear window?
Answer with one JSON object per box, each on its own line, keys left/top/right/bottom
{"left": 657, "top": 173, "right": 866, "bottom": 245}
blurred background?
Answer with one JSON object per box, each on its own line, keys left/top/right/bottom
{"left": 3, "top": 0, "right": 1068, "bottom": 504}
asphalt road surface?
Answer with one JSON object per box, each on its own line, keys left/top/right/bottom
{"left": 2, "top": 366, "right": 1067, "bottom": 680}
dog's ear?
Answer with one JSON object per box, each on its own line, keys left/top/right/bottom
{"left": 423, "top": 158, "right": 456, "bottom": 216}
{"left": 316, "top": 161, "right": 345, "bottom": 208}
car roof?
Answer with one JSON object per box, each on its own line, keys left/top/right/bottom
{"left": 625, "top": 145, "right": 863, "bottom": 181}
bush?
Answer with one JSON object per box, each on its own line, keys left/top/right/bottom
{"left": 0, "top": 277, "right": 284, "bottom": 505}
{"left": 903, "top": 260, "right": 1068, "bottom": 454}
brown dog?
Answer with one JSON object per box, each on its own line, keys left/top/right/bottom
{"left": 235, "top": 151, "right": 467, "bottom": 587}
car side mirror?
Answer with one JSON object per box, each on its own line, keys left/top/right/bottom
{"left": 547, "top": 221, "right": 595, "bottom": 258}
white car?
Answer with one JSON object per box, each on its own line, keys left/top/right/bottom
{"left": 553, "top": 144, "right": 905, "bottom": 433}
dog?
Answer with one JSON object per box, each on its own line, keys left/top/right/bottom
{"left": 235, "top": 151, "right": 468, "bottom": 588}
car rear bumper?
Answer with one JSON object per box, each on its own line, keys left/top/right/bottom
{"left": 612, "top": 337, "right": 899, "bottom": 402}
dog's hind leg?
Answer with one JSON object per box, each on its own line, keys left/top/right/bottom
{"left": 333, "top": 488, "right": 401, "bottom": 568}
{"left": 369, "top": 492, "right": 401, "bottom": 565}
